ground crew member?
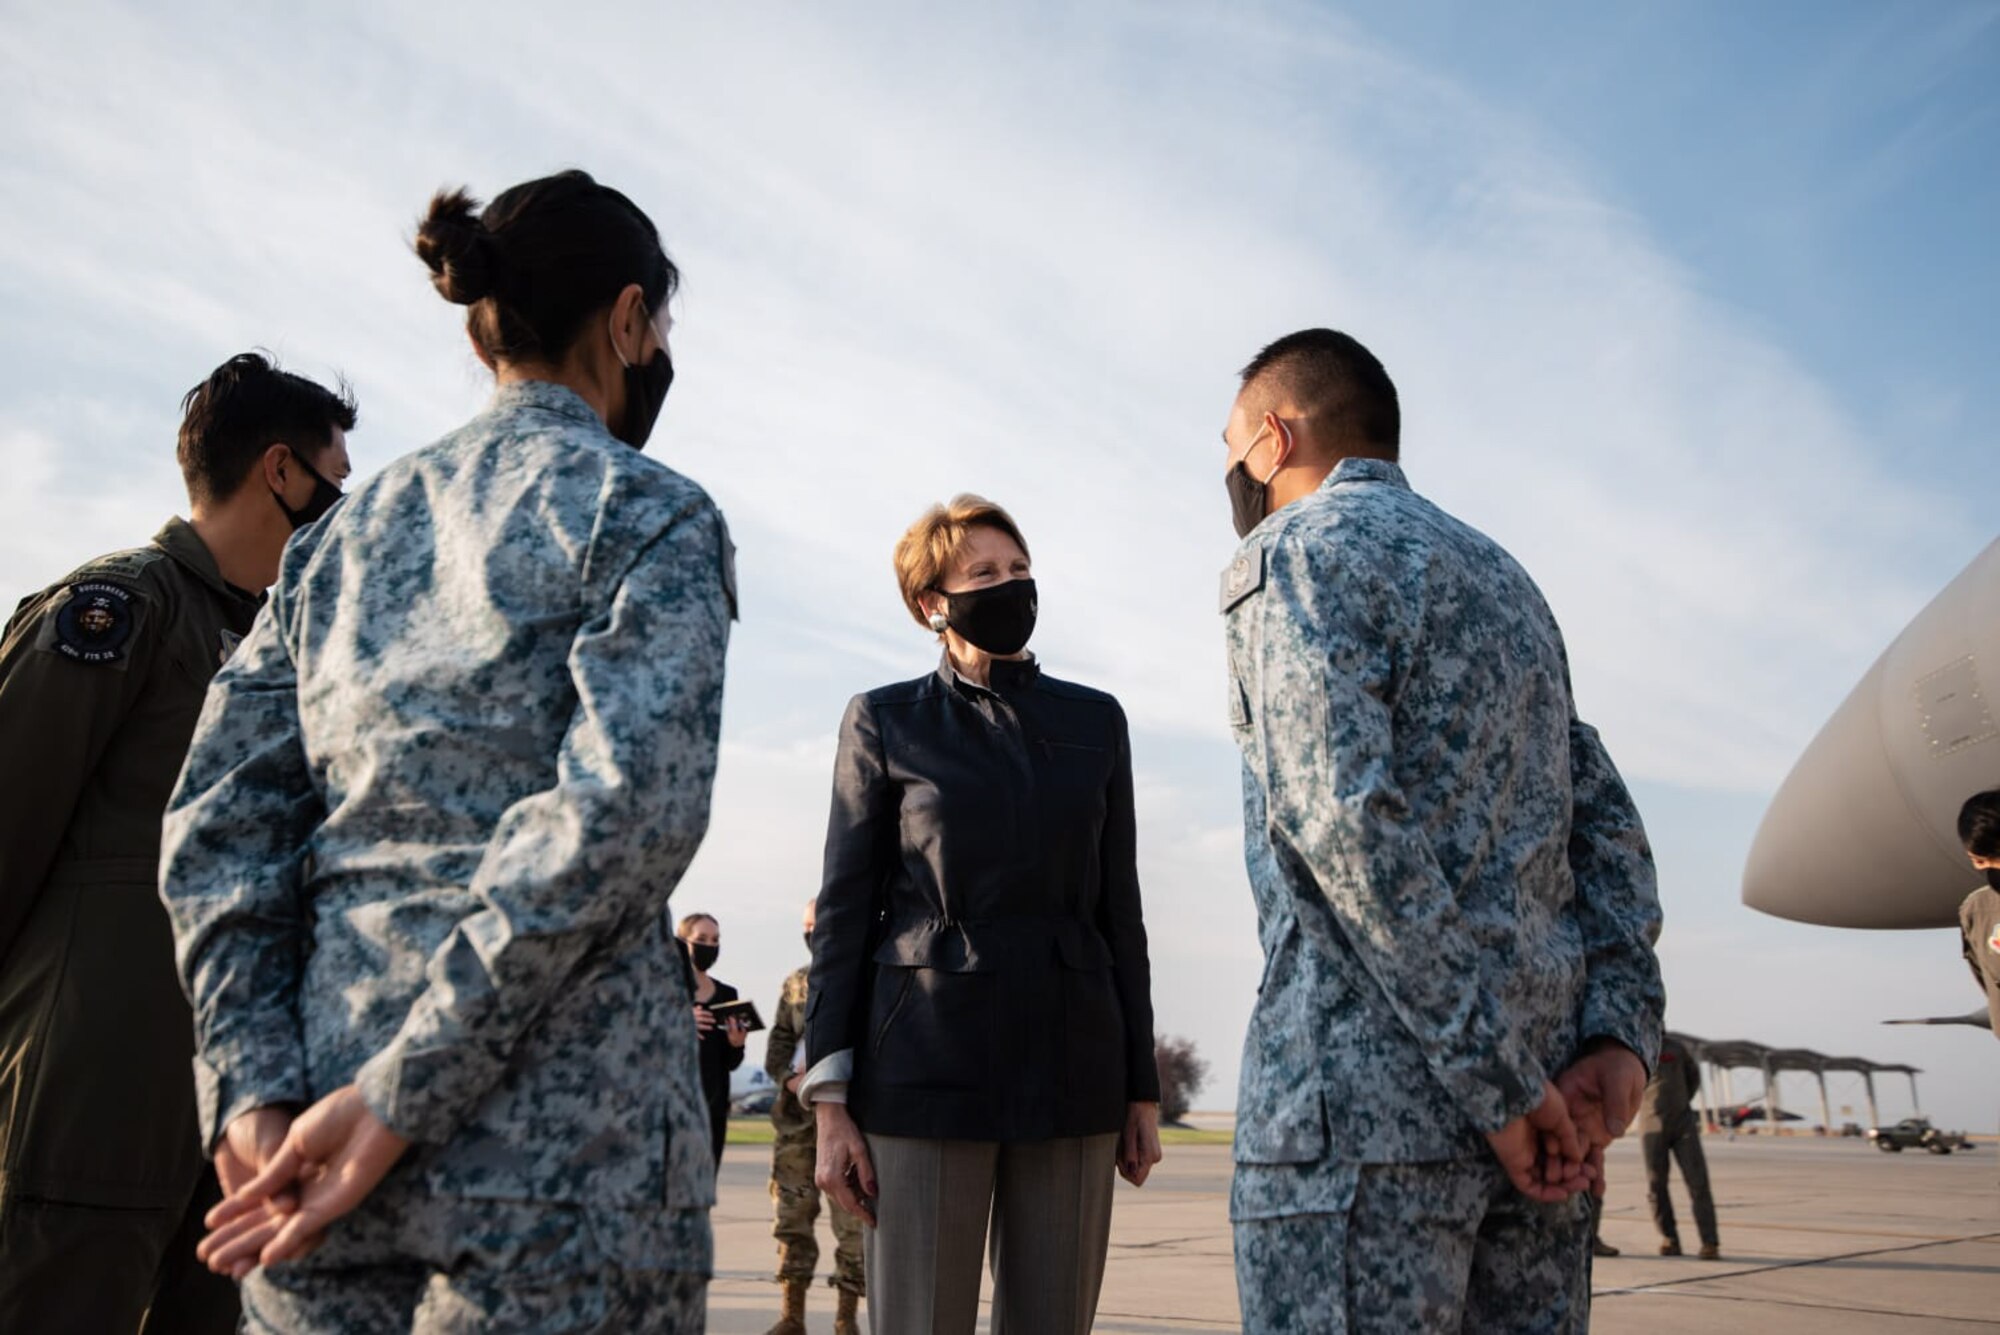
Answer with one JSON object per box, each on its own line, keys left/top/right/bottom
{"left": 1218, "top": 329, "right": 1665, "bottom": 1334}
{"left": 1956, "top": 790, "right": 2000, "bottom": 1034}
{"left": 1642, "top": 1034, "right": 1720, "bottom": 1258}
{"left": 167, "top": 170, "right": 732, "bottom": 1332}
{"left": 765, "top": 898, "right": 863, "bottom": 1335}
{"left": 0, "top": 352, "right": 354, "bottom": 1331}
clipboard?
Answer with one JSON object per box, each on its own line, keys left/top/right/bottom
{"left": 706, "top": 998, "right": 766, "bottom": 1033}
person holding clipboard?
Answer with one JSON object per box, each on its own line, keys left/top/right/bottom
{"left": 679, "top": 912, "right": 759, "bottom": 1163}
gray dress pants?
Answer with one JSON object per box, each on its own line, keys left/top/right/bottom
{"left": 864, "top": 1132, "right": 1119, "bottom": 1335}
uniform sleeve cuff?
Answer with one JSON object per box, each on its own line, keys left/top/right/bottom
{"left": 798, "top": 1049, "right": 853, "bottom": 1106}
{"left": 196, "top": 1054, "right": 308, "bottom": 1157}
{"left": 354, "top": 1041, "right": 455, "bottom": 1146}
{"left": 1581, "top": 1006, "right": 1662, "bottom": 1076}
{"left": 1448, "top": 1053, "right": 1546, "bottom": 1136}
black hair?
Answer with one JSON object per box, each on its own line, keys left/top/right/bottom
{"left": 1958, "top": 789, "right": 2000, "bottom": 859}
{"left": 415, "top": 170, "right": 678, "bottom": 366}
{"left": 176, "top": 352, "right": 358, "bottom": 504}
{"left": 1240, "top": 328, "right": 1400, "bottom": 455}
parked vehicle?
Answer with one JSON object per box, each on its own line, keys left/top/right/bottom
{"left": 1867, "top": 1117, "right": 1970, "bottom": 1153}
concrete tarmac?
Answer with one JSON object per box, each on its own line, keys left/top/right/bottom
{"left": 701, "top": 1132, "right": 2000, "bottom": 1332}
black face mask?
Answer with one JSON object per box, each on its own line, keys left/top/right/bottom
{"left": 803, "top": 931, "right": 815, "bottom": 954}
{"left": 274, "top": 451, "right": 343, "bottom": 531}
{"left": 1227, "top": 423, "right": 1285, "bottom": 539}
{"left": 688, "top": 941, "right": 719, "bottom": 972}
{"left": 1986, "top": 868, "right": 2000, "bottom": 892}
{"left": 1226, "top": 458, "right": 1272, "bottom": 539}
{"left": 614, "top": 349, "right": 674, "bottom": 449}
{"left": 941, "top": 578, "right": 1038, "bottom": 656}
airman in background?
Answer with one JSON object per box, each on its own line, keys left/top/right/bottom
{"left": 1955, "top": 791, "right": 2000, "bottom": 1033}
{"left": 1641, "top": 1035, "right": 1720, "bottom": 1259}
{"left": 765, "top": 897, "right": 864, "bottom": 1335}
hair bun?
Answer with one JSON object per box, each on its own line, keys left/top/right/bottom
{"left": 415, "top": 187, "right": 496, "bottom": 305}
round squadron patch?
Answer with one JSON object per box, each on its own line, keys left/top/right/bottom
{"left": 53, "top": 581, "right": 137, "bottom": 664}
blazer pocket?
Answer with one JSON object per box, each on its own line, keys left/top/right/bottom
{"left": 866, "top": 962, "right": 992, "bottom": 1093}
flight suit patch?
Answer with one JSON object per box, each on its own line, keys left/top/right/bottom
{"left": 45, "top": 581, "right": 139, "bottom": 666}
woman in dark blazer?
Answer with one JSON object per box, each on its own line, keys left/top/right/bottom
{"left": 799, "top": 494, "right": 1162, "bottom": 1335}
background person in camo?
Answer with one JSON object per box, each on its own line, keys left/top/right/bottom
{"left": 1219, "top": 329, "right": 1665, "bottom": 1334}
{"left": 764, "top": 897, "right": 864, "bottom": 1335}
{"left": 0, "top": 353, "right": 353, "bottom": 1334}
{"left": 160, "top": 171, "right": 734, "bottom": 1333}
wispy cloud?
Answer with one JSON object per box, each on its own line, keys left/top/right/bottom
{"left": 2, "top": 0, "right": 1992, "bottom": 1123}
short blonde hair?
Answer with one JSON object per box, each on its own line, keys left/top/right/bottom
{"left": 892, "top": 494, "right": 1032, "bottom": 630}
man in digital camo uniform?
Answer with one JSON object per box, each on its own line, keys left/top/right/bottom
{"left": 765, "top": 897, "right": 864, "bottom": 1335}
{"left": 1219, "top": 330, "right": 1665, "bottom": 1333}
{"left": 0, "top": 353, "right": 353, "bottom": 1332}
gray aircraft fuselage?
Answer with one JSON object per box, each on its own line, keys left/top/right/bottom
{"left": 1743, "top": 537, "right": 2000, "bottom": 929}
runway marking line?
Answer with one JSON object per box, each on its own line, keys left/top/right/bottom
{"left": 1595, "top": 1228, "right": 2000, "bottom": 1312}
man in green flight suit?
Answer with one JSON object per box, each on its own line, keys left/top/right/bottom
{"left": 766, "top": 897, "right": 864, "bottom": 1335}
{"left": 1641, "top": 1034, "right": 1720, "bottom": 1259}
{"left": 0, "top": 353, "right": 355, "bottom": 1331}
{"left": 1957, "top": 790, "right": 2000, "bottom": 1035}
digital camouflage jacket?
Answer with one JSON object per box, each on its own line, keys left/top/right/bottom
{"left": 160, "top": 381, "right": 733, "bottom": 1243}
{"left": 1222, "top": 457, "right": 1662, "bottom": 1214}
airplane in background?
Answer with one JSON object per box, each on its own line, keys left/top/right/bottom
{"left": 1883, "top": 1009, "right": 1991, "bottom": 1030}
{"left": 729, "top": 1065, "right": 778, "bottom": 1114}
{"left": 1743, "top": 537, "right": 2000, "bottom": 930}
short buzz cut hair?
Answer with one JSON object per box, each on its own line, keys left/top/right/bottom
{"left": 1958, "top": 790, "right": 2000, "bottom": 859}
{"left": 1239, "top": 328, "right": 1400, "bottom": 455}
{"left": 892, "top": 494, "right": 1031, "bottom": 631}
{"left": 177, "top": 352, "right": 357, "bottom": 505}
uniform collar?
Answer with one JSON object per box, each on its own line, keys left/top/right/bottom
{"left": 1323, "top": 456, "right": 1409, "bottom": 491}
{"left": 937, "top": 650, "right": 1041, "bottom": 697}
{"left": 490, "top": 378, "right": 604, "bottom": 430}
{"left": 153, "top": 517, "right": 259, "bottom": 605}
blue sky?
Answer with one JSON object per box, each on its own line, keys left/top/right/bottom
{"left": 3, "top": 1, "right": 1997, "bottom": 1131}
{"left": 1368, "top": 0, "right": 2000, "bottom": 476}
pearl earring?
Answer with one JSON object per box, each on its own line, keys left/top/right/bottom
{"left": 929, "top": 611, "right": 949, "bottom": 633}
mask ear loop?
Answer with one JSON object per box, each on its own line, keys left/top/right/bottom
{"left": 1260, "top": 419, "right": 1292, "bottom": 486}
{"left": 611, "top": 293, "right": 670, "bottom": 370}
{"left": 609, "top": 310, "right": 634, "bottom": 370}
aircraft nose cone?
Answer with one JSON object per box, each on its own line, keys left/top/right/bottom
{"left": 1743, "top": 538, "right": 2000, "bottom": 931}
